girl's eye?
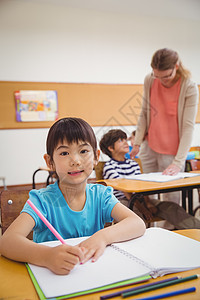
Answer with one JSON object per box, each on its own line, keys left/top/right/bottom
{"left": 60, "top": 151, "right": 69, "bottom": 156}
{"left": 80, "top": 149, "right": 88, "bottom": 154}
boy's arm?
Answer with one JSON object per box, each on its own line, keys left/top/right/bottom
{"left": 79, "top": 203, "right": 146, "bottom": 263}
{"left": 0, "top": 213, "right": 84, "bottom": 275}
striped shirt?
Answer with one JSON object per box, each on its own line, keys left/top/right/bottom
{"left": 103, "top": 158, "right": 141, "bottom": 200}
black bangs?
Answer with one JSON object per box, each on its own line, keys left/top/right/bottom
{"left": 59, "top": 118, "right": 94, "bottom": 144}
{"left": 46, "top": 117, "right": 97, "bottom": 159}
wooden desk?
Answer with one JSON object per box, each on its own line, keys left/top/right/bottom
{"left": 0, "top": 230, "right": 200, "bottom": 300}
{"left": 99, "top": 175, "right": 200, "bottom": 215}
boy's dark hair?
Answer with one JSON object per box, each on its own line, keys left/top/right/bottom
{"left": 99, "top": 129, "right": 127, "bottom": 158}
{"left": 46, "top": 117, "right": 97, "bottom": 160}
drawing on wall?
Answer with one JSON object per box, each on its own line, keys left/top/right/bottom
{"left": 14, "top": 90, "right": 58, "bottom": 122}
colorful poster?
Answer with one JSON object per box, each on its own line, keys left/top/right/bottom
{"left": 15, "top": 90, "right": 58, "bottom": 122}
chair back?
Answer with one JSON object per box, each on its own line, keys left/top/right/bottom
{"left": 134, "top": 158, "right": 143, "bottom": 173}
{"left": 190, "top": 160, "right": 200, "bottom": 171}
{"left": 0, "top": 189, "right": 33, "bottom": 239}
{"left": 32, "top": 167, "right": 56, "bottom": 189}
{"left": 94, "top": 161, "right": 106, "bottom": 180}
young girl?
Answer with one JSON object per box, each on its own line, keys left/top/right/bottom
{"left": 0, "top": 117, "right": 145, "bottom": 275}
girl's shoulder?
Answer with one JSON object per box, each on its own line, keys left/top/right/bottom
{"left": 86, "top": 183, "right": 118, "bottom": 206}
{"left": 87, "top": 182, "right": 109, "bottom": 190}
{"left": 29, "top": 181, "right": 59, "bottom": 199}
{"left": 86, "top": 183, "right": 113, "bottom": 195}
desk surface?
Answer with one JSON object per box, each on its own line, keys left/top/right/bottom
{"left": 0, "top": 229, "right": 200, "bottom": 300}
{"left": 99, "top": 175, "right": 200, "bottom": 193}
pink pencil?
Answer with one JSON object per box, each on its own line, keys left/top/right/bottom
{"left": 27, "top": 199, "right": 66, "bottom": 244}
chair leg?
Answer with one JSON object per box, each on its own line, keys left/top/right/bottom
{"left": 193, "top": 189, "right": 200, "bottom": 217}
{"left": 193, "top": 205, "right": 200, "bottom": 217}
{"left": 0, "top": 177, "right": 7, "bottom": 190}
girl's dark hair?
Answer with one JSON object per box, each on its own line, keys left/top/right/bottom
{"left": 99, "top": 129, "right": 127, "bottom": 158}
{"left": 151, "top": 48, "right": 191, "bottom": 79}
{"left": 46, "top": 117, "right": 97, "bottom": 159}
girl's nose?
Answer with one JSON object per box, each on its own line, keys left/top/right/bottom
{"left": 69, "top": 154, "right": 81, "bottom": 166}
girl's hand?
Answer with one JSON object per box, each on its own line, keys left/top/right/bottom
{"left": 78, "top": 233, "right": 107, "bottom": 264}
{"left": 44, "top": 244, "right": 84, "bottom": 275}
{"left": 162, "top": 164, "right": 181, "bottom": 176}
{"left": 130, "top": 145, "right": 140, "bottom": 159}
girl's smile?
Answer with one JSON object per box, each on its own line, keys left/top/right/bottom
{"left": 68, "top": 170, "right": 84, "bottom": 176}
{"left": 51, "top": 140, "right": 96, "bottom": 186}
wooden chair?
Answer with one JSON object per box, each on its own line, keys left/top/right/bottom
{"left": 189, "top": 160, "right": 200, "bottom": 216}
{"left": 0, "top": 176, "right": 7, "bottom": 190}
{"left": 190, "top": 159, "right": 200, "bottom": 171}
{"left": 134, "top": 157, "right": 143, "bottom": 173}
{"left": 94, "top": 161, "right": 106, "bottom": 180}
{"left": 0, "top": 189, "right": 33, "bottom": 239}
{"left": 32, "top": 167, "right": 56, "bottom": 189}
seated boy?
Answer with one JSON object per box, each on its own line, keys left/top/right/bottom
{"left": 99, "top": 129, "right": 200, "bottom": 229}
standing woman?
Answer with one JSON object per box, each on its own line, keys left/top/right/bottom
{"left": 131, "top": 48, "right": 199, "bottom": 204}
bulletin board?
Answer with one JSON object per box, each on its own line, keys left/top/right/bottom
{"left": 14, "top": 90, "right": 58, "bottom": 122}
{"left": 0, "top": 81, "right": 200, "bottom": 129}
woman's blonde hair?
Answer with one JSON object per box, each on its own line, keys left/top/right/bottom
{"left": 151, "top": 48, "right": 191, "bottom": 79}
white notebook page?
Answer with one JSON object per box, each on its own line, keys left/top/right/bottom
{"left": 28, "top": 236, "right": 150, "bottom": 298}
{"left": 114, "top": 227, "right": 200, "bottom": 277}
{"left": 126, "top": 172, "right": 199, "bottom": 182}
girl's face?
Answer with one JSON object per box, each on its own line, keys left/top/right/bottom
{"left": 45, "top": 140, "right": 98, "bottom": 187}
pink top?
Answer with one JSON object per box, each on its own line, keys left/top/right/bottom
{"left": 148, "top": 78, "right": 181, "bottom": 155}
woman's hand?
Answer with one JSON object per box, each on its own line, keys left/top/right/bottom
{"left": 130, "top": 145, "right": 140, "bottom": 159}
{"left": 162, "top": 164, "right": 181, "bottom": 176}
{"left": 78, "top": 233, "right": 107, "bottom": 264}
{"left": 44, "top": 244, "right": 85, "bottom": 275}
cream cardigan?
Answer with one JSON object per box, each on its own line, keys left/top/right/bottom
{"left": 135, "top": 74, "right": 199, "bottom": 168}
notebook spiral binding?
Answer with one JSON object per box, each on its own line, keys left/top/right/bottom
{"left": 111, "top": 244, "right": 157, "bottom": 278}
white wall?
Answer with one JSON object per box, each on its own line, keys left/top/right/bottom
{"left": 0, "top": 0, "right": 200, "bottom": 186}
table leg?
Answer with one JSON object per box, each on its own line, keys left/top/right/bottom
{"left": 182, "top": 190, "right": 186, "bottom": 211}
{"left": 187, "top": 189, "right": 193, "bottom": 215}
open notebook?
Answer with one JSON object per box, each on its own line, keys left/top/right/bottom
{"left": 126, "top": 172, "right": 200, "bottom": 182}
{"left": 27, "top": 228, "right": 200, "bottom": 299}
